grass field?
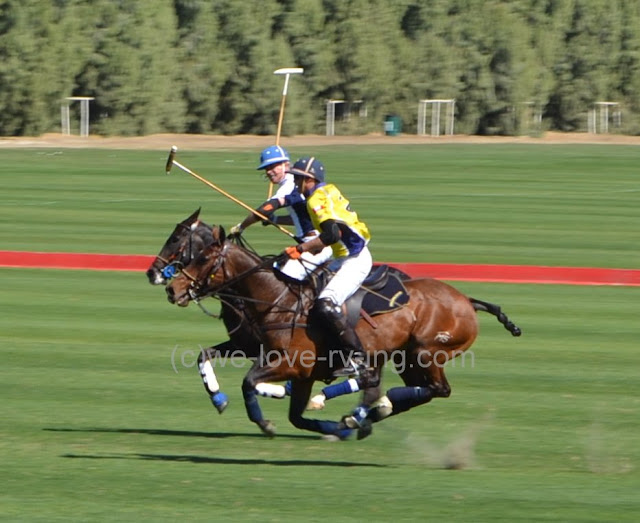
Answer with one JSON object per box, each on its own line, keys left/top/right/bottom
{"left": 1, "top": 145, "right": 639, "bottom": 521}
{"left": 2, "top": 144, "right": 639, "bottom": 267}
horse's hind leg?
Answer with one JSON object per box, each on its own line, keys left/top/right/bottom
{"left": 362, "top": 350, "right": 444, "bottom": 426}
{"left": 379, "top": 385, "right": 436, "bottom": 417}
{"left": 287, "top": 380, "right": 353, "bottom": 440}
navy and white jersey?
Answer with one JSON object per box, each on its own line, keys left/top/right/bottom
{"left": 272, "top": 173, "right": 315, "bottom": 238}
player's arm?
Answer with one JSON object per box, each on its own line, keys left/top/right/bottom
{"left": 297, "top": 219, "right": 339, "bottom": 254}
{"left": 239, "top": 198, "right": 282, "bottom": 229}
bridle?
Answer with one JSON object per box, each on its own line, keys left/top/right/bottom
{"left": 180, "top": 242, "right": 231, "bottom": 299}
{"left": 180, "top": 241, "right": 309, "bottom": 318}
{"left": 156, "top": 221, "right": 206, "bottom": 279}
{"left": 180, "top": 240, "right": 270, "bottom": 326}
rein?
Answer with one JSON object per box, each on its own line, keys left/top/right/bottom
{"left": 187, "top": 243, "right": 314, "bottom": 329}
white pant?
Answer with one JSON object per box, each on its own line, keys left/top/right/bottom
{"left": 319, "top": 246, "right": 372, "bottom": 306}
{"left": 278, "top": 246, "right": 333, "bottom": 280}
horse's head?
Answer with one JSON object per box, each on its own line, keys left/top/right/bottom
{"left": 146, "top": 208, "right": 215, "bottom": 285}
{"left": 165, "top": 226, "right": 229, "bottom": 307}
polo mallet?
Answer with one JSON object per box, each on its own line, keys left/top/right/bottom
{"left": 268, "top": 67, "right": 304, "bottom": 198}
{"left": 165, "top": 146, "right": 299, "bottom": 242}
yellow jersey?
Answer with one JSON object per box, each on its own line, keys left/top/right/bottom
{"left": 306, "top": 183, "right": 370, "bottom": 258}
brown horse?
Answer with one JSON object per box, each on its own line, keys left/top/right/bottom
{"left": 146, "top": 209, "right": 290, "bottom": 414}
{"left": 147, "top": 209, "right": 384, "bottom": 422}
{"left": 166, "top": 226, "right": 521, "bottom": 439}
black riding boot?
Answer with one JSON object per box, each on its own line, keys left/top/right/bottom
{"left": 316, "top": 298, "right": 367, "bottom": 377}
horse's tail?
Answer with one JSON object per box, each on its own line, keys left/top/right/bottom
{"left": 469, "top": 298, "right": 522, "bottom": 337}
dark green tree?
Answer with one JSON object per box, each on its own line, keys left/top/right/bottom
{"left": 74, "top": 0, "right": 185, "bottom": 135}
{"left": 548, "top": 0, "right": 615, "bottom": 131}
{"left": 174, "top": 0, "right": 232, "bottom": 133}
{"left": 0, "top": 1, "right": 73, "bottom": 135}
{"left": 615, "top": 0, "right": 640, "bottom": 133}
{"left": 215, "top": 0, "right": 294, "bottom": 135}
{"left": 283, "top": 0, "right": 337, "bottom": 134}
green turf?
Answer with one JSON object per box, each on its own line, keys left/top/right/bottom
{"left": 1, "top": 270, "right": 638, "bottom": 521}
{"left": 1, "top": 145, "right": 639, "bottom": 521}
{"left": 2, "top": 145, "right": 638, "bottom": 267}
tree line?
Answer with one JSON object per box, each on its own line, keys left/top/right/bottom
{"left": 1, "top": 0, "right": 639, "bottom": 136}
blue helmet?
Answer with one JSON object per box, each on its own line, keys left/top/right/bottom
{"left": 257, "top": 145, "right": 290, "bottom": 170}
{"left": 288, "top": 156, "right": 325, "bottom": 183}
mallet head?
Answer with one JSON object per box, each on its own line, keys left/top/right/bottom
{"left": 165, "top": 145, "right": 178, "bottom": 175}
{"left": 274, "top": 67, "right": 304, "bottom": 76}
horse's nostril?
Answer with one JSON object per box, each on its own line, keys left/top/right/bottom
{"left": 166, "top": 286, "right": 174, "bottom": 297}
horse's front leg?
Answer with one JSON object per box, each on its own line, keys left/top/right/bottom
{"left": 197, "top": 345, "right": 232, "bottom": 414}
{"left": 242, "top": 360, "right": 281, "bottom": 437}
{"left": 307, "top": 366, "right": 382, "bottom": 410}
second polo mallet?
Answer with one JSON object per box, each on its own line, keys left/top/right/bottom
{"left": 268, "top": 67, "right": 304, "bottom": 198}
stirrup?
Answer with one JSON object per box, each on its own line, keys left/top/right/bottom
{"left": 332, "top": 357, "right": 365, "bottom": 378}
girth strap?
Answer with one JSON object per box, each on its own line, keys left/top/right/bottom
{"left": 261, "top": 323, "right": 309, "bottom": 331}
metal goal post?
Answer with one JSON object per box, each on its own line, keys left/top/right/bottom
{"left": 61, "top": 96, "right": 95, "bottom": 136}
{"left": 417, "top": 99, "right": 455, "bottom": 136}
{"left": 587, "top": 102, "right": 621, "bottom": 134}
{"left": 326, "top": 99, "right": 366, "bottom": 136}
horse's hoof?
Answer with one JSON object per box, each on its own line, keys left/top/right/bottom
{"left": 357, "top": 419, "right": 373, "bottom": 441}
{"left": 342, "top": 406, "right": 369, "bottom": 429}
{"left": 211, "top": 392, "right": 229, "bottom": 414}
{"left": 343, "top": 415, "right": 361, "bottom": 430}
{"left": 259, "top": 420, "right": 276, "bottom": 438}
{"left": 306, "top": 394, "right": 326, "bottom": 411}
{"left": 326, "top": 427, "right": 353, "bottom": 441}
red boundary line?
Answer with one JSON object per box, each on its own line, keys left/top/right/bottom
{"left": 1, "top": 250, "right": 639, "bottom": 286}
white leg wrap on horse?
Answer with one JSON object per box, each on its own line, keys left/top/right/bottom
{"left": 372, "top": 395, "right": 393, "bottom": 419}
{"left": 307, "top": 394, "right": 326, "bottom": 410}
{"left": 199, "top": 359, "right": 220, "bottom": 394}
{"left": 255, "top": 383, "right": 287, "bottom": 398}
{"left": 347, "top": 378, "right": 360, "bottom": 392}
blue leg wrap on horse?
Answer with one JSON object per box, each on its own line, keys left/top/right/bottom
{"left": 350, "top": 405, "right": 369, "bottom": 426}
{"left": 294, "top": 416, "right": 349, "bottom": 437}
{"left": 284, "top": 380, "right": 292, "bottom": 396}
{"left": 386, "top": 386, "right": 432, "bottom": 415}
{"left": 335, "top": 427, "right": 353, "bottom": 440}
{"left": 322, "top": 378, "right": 359, "bottom": 400}
{"left": 211, "top": 391, "right": 228, "bottom": 409}
{"left": 244, "top": 390, "right": 264, "bottom": 423}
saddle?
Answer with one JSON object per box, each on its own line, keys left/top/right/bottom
{"left": 344, "top": 264, "right": 410, "bottom": 328}
{"left": 273, "top": 259, "right": 410, "bottom": 327}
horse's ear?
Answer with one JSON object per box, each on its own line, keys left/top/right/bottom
{"left": 211, "top": 225, "right": 226, "bottom": 245}
{"left": 185, "top": 207, "right": 201, "bottom": 225}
